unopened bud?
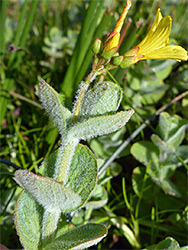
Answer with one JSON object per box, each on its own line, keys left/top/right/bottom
{"left": 101, "top": 32, "right": 120, "bottom": 59}
{"left": 124, "top": 46, "right": 139, "bottom": 57}
{"left": 93, "top": 56, "right": 99, "bottom": 65}
{"left": 92, "top": 38, "right": 103, "bottom": 54}
{"left": 120, "top": 56, "right": 136, "bottom": 68}
{"left": 101, "top": 45, "right": 117, "bottom": 59}
{"left": 113, "top": 52, "right": 119, "bottom": 57}
{"left": 112, "top": 55, "right": 124, "bottom": 65}
{"left": 106, "top": 63, "right": 115, "bottom": 70}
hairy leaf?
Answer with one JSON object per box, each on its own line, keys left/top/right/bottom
{"left": 15, "top": 191, "right": 42, "bottom": 250}
{"left": 39, "top": 144, "right": 98, "bottom": 208}
{"left": 15, "top": 170, "right": 81, "bottom": 212}
{"left": 45, "top": 223, "right": 107, "bottom": 250}
{"left": 39, "top": 79, "right": 71, "bottom": 136}
{"left": 69, "top": 110, "right": 134, "bottom": 140}
{"left": 79, "top": 81, "right": 122, "bottom": 120}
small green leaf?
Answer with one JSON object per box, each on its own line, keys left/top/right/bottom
{"left": 39, "top": 79, "right": 71, "bottom": 136}
{"left": 89, "top": 127, "right": 129, "bottom": 158}
{"left": 167, "top": 123, "right": 188, "bottom": 147}
{"left": 45, "top": 223, "right": 107, "bottom": 250}
{"left": 176, "top": 145, "right": 188, "bottom": 163}
{"left": 141, "top": 84, "right": 167, "bottom": 106}
{"left": 143, "top": 237, "right": 181, "bottom": 250}
{"left": 15, "top": 170, "right": 81, "bottom": 212}
{"left": 54, "top": 220, "right": 75, "bottom": 240}
{"left": 157, "top": 112, "right": 188, "bottom": 147}
{"left": 131, "top": 141, "right": 160, "bottom": 170}
{"left": 151, "top": 134, "right": 174, "bottom": 154}
{"left": 132, "top": 167, "right": 160, "bottom": 200}
{"left": 79, "top": 81, "right": 122, "bottom": 119}
{"left": 15, "top": 191, "right": 42, "bottom": 250}
{"left": 157, "top": 112, "right": 172, "bottom": 141}
{"left": 131, "top": 141, "right": 181, "bottom": 194}
{"left": 151, "top": 134, "right": 176, "bottom": 164}
{"left": 86, "top": 185, "right": 108, "bottom": 209}
{"left": 69, "top": 110, "right": 134, "bottom": 140}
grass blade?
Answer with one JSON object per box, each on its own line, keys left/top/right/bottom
{"left": 61, "top": 0, "right": 105, "bottom": 97}
{"left": 8, "top": 0, "right": 29, "bottom": 67}
{"left": 74, "top": 11, "right": 112, "bottom": 88}
{"left": 0, "top": 0, "right": 8, "bottom": 60}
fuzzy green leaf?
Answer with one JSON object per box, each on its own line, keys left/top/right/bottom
{"left": 15, "top": 191, "right": 42, "bottom": 250}
{"left": 79, "top": 81, "right": 122, "bottom": 120}
{"left": 45, "top": 223, "right": 107, "bottom": 250}
{"left": 39, "top": 79, "right": 71, "bottom": 136}
{"left": 69, "top": 110, "right": 134, "bottom": 140}
{"left": 39, "top": 144, "right": 98, "bottom": 208}
{"left": 15, "top": 170, "right": 81, "bottom": 212}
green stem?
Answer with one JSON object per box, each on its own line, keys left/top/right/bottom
{"left": 55, "top": 138, "right": 79, "bottom": 183}
{"left": 56, "top": 62, "right": 105, "bottom": 182}
{"left": 72, "top": 81, "right": 90, "bottom": 124}
{"left": 72, "top": 66, "right": 104, "bottom": 124}
{"left": 41, "top": 208, "right": 61, "bottom": 248}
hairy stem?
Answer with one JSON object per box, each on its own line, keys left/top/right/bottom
{"left": 72, "top": 81, "right": 90, "bottom": 124}
{"left": 54, "top": 138, "right": 79, "bottom": 183}
{"left": 72, "top": 64, "right": 104, "bottom": 124}
{"left": 41, "top": 208, "right": 61, "bottom": 247}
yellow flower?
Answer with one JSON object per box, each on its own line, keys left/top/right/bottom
{"left": 102, "top": 0, "right": 131, "bottom": 59}
{"left": 121, "top": 9, "right": 188, "bottom": 67}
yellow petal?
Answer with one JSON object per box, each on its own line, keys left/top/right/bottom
{"left": 138, "top": 9, "right": 163, "bottom": 48}
{"left": 108, "top": 32, "right": 120, "bottom": 50}
{"left": 138, "top": 16, "right": 172, "bottom": 55}
{"left": 144, "top": 45, "right": 188, "bottom": 61}
{"left": 149, "top": 8, "right": 163, "bottom": 32}
{"left": 114, "top": 0, "right": 132, "bottom": 33}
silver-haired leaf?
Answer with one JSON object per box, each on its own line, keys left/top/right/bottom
{"left": 15, "top": 170, "right": 81, "bottom": 212}
{"left": 39, "top": 143, "right": 98, "bottom": 208}
{"left": 79, "top": 81, "right": 123, "bottom": 120}
{"left": 45, "top": 223, "right": 107, "bottom": 250}
{"left": 15, "top": 191, "right": 42, "bottom": 250}
{"left": 39, "top": 79, "right": 71, "bottom": 136}
{"left": 69, "top": 109, "right": 134, "bottom": 140}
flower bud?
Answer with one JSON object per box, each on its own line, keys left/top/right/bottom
{"left": 124, "top": 46, "right": 139, "bottom": 57}
{"left": 120, "top": 56, "right": 136, "bottom": 68}
{"left": 112, "top": 55, "right": 124, "bottom": 65}
{"left": 92, "top": 38, "right": 103, "bottom": 54}
{"left": 93, "top": 56, "right": 99, "bottom": 65}
{"left": 101, "top": 44, "right": 118, "bottom": 59}
{"left": 113, "top": 52, "right": 119, "bottom": 57}
{"left": 101, "top": 32, "right": 120, "bottom": 59}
